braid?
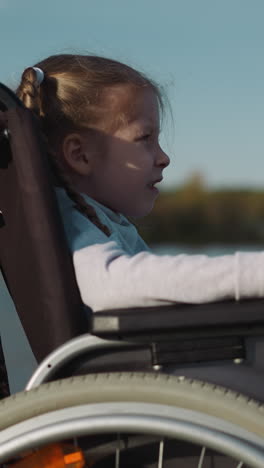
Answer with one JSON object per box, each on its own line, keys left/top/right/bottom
{"left": 17, "top": 67, "right": 111, "bottom": 237}
{"left": 48, "top": 150, "right": 111, "bottom": 236}
{"left": 16, "top": 68, "right": 42, "bottom": 115}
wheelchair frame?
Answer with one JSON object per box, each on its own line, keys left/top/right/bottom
{"left": 1, "top": 82, "right": 264, "bottom": 467}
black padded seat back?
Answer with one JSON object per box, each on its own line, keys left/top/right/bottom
{"left": 0, "top": 84, "right": 88, "bottom": 362}
{"left": 0, "top": 338, "right": 9, "bottom": 398}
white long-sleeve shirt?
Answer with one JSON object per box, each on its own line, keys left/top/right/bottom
{"left": 56, "top": 188, "right": 264, "bottom": 312}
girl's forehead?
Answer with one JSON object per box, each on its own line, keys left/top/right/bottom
{"left": 101, "top": 85, "right": 160, "bottom": 130}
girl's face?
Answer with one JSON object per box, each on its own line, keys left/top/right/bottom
{"left": 77, "top": 86, "right": 170, "bottom": 218}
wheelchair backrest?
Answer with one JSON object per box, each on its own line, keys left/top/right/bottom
{"left": 0, "top": 83, "right": 88, "bottom": 363}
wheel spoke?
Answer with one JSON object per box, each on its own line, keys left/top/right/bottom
{"left": 197, "top": 446, "right": 206, "bottom": 468}
{"left": 115, "top": 433, "right": 120, "bottom": 468}
{"left": 158, "top": 439, "right": 164, "bottom": 468}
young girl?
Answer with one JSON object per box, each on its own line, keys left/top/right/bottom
{"left": 16, "top": 54, "right": 264, "bottom": 312}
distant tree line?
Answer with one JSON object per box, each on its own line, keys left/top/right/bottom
{"left": 138, "top": 175, "right": 264, "bottom": 245}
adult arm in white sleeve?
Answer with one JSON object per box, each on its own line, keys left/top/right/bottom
{"left": 73, "top": 241, "right": 264, "bottom": 312}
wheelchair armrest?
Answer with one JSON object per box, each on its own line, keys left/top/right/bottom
{"left": 91, "top": 299, "right": 264, "bottom": 338}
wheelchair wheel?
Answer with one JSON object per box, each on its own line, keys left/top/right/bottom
{"left": 0, "top": 372, "right": 263, "bottom": 467}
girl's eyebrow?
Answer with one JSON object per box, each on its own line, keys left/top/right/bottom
{"left": 129, "top": 118, "right": 160, "bottom": 131}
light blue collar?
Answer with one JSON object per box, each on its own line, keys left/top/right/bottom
{"left": 81, "top": 192, "right": 130, "bottom": 227}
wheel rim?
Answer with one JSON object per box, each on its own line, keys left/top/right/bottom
{"left": 1, "top": 402, "right": 264, "bottom": 467}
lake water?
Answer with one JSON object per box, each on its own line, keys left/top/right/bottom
{"left": 1, "top": 243, "right": 263, "bottom": 394}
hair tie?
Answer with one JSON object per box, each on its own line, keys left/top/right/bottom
{"left": 32, "top": 67, "right": 45, "bottom": 85}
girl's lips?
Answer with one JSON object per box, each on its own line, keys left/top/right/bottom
{"left": 148, "top": 177, "right": 163, "bottom": 189}
{"left": 150, "top": 185, "right": 159, "bottom": 194}
{"left": 147, "top": 181, "right": 161, "bottom": 195}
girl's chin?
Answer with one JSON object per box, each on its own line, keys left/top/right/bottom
{"left": 148, "top": 185, "right": 159, "bottom": 195}
{"left": 130, "top": 204, "right": 156, "bottom": 219}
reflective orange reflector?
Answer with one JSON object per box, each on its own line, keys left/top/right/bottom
{"left": 7, "top": 443, "right": 86, "bottom": 467}
{"left": 64, "top": 451, "right": 83, "bottom": 464}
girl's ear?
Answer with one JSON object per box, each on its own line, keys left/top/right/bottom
{"left": 62, "top": 133, "right": 93, "bottom": 176}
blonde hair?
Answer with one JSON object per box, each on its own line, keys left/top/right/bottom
{"left": 16, "top": 54, "right": 163, "bottom": 234}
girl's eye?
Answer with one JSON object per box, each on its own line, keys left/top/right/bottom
{"left": 135, "top": 133, "right": 151, "bottom": 142}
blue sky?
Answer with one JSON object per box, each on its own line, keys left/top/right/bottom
{"left": 1, "top": 0, "right": 264, "bottom": 189}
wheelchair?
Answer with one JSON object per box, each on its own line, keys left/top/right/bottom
{"left": 0, "top": 82, "right": 264, "bottom": 467}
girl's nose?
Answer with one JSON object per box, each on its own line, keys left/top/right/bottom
{"left": 156, "top": 146, "right": 170, "bottom": 168}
